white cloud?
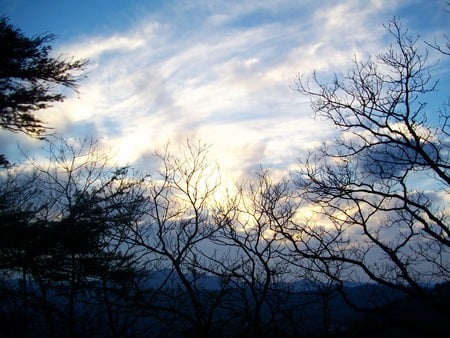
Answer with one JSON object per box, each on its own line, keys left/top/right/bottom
{"left": 25, "top": 0, "right": 439, "bottom": 182}
{"left": 62, "top": 34, "right": 148, "bottom": 61}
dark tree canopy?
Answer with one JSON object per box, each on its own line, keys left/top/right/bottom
{"left": 0, "top": 17, "right": 87, "bottom": 138}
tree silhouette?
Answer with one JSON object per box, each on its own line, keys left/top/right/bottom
{"left": 122, "top": 141, "right": 226, "bottom": 338}
{"left": 0, "top": 137, "right": 146, "bottom": 337}
{"left": 283, "top": 18, "right": 449, "bottom": 319}
{"left": 0, "top": 17, "right": 87, "bottom": 138}
{"left": 209, "top": 169, "right": 297, "bottom": 337}
{"left": 0, "top": 169, "right": 43, "bottom": 337}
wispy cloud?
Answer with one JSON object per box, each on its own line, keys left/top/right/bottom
{"left": 9, "top": 0, "right": 441, "bottom": 180}
{"left": 64, "top": 34, "right": 148, "bottom": 60}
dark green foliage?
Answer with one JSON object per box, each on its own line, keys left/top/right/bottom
{"left": 0, "top": 16, "right": 87, "bottom": 138}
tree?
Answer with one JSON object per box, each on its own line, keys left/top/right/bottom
{"left": 210, "top": 169, "right": 298, "bottom": 337}
{"left": 283, "top": 17, "right": 449, "bottom": 320}
{"left": 425, "top": 2, "right": 450, "bottom": 56}
{"left": 33, "top": 137, "right": 147, "bottom": 338}
{"left": 0, "top": 17, "right": 87, "bottom": 138}
{"left": 0, "top": 137, "right": 146, "bottom": 338}
{"left": 0, "top": 168, "right": 43, "bottom": 337}
{"left": 123, "top": 141, "right": 226, "bottom": 338}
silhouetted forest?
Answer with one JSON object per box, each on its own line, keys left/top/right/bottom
{"left": 1, "top": 12, "right": 449, "bottom": 338}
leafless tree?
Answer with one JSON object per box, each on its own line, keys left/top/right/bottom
{"left": 425, "top": 2, "right": 450, "bottom": 56}
{"left": 209, "top": 169, "right": 302, "bottom": 337}
{"left": 123, "top": 141, "right": 226, "bottom": 338}
{"left": 283, "top": 18, "right": 449, "bottom": 319}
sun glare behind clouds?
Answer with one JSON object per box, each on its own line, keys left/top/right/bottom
{"left": 1, "top": 1, "right": 449, "bottom": 184}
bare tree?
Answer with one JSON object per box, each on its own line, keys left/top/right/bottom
{"left": 209, "top": 169, "right": 301, "bottom": 337}
{"left": 123, "top": 141, "right": 225, "bottom": 338}
{"left": 425, "top": 2, "right": 450, "bottom": 56}
{"left": 284, "top": 17, "right": 449, "bottom": 321}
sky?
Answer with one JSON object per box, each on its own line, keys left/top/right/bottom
{"left": 1, "top": 0, "right": 449, "bottom": 181}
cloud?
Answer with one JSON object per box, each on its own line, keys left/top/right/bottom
{"left": 63, "top": 34, "right": 147, "bottom": 60}
{"left": 357, "top": 135, "right": 447, "bottom": 184}
{"left": 21, "top": 0, "right": 430, "bottom": 182}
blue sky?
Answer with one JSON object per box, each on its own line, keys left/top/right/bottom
{"left": 1, "top": 0, "right": 449, "bottom": 180}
